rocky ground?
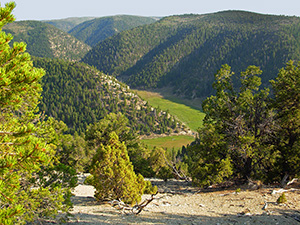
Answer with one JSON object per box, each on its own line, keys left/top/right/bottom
{"left": 62, "top": 175, "right": 300, "bottom": 225}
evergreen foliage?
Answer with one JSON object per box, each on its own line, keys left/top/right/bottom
{"left": 34, "top": 57, "right": 185, "bottom": 135}
{"left": 69, "top": 15, "right": 157, "bottom": 46}
{"left": 186, "top": 65, "right": 276, "bottom": 186}
{"left": 44, "top": 17, "right": 96, "bottom": 32}
{"left": 82, "top": 11, "right": 300, "bottom": 99}
{"left": 0, "top": 3, "right": 72, "bottom": 223}
{"left": 186, "top": 61, "right": 300, "bottom": 186}
{"left": 3, "top": 20, "right": 91, "bottom": 61}
{"left": 90, "top": 132, "right": 145, "bottom": 205}
{"left": 86, "top": 113, "right": 159, "bottom": 202}
{"left": 271, "top": 61, "right": 300, "bottom": 180}
{"left": 85, "top": 113, "right": 173, "bottom": 180}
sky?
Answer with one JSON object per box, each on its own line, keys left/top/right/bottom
{"left": 9, "top": 0, "right": 300, "bottom": 21}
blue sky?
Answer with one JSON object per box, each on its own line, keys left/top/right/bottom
{"left": 9, "top": 0, "right": 300, "bottom": 21}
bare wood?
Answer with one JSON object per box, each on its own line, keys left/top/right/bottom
{"left": 163, "top": 156, "right": 190, "bottom": 182}
{"left": 132, "top": 191, "right": 158, "bottom": 215}
{"left": 280, "top": 174, "right": 289, "bottom": 187}
{"left": 271, "top": 188, "right": 299, "bottom": 195}
{"left": 0, "top": 131, "right": 15, "bottom": 135}
{"left": 110, "top": 191, "right": 159, "bottom": 215}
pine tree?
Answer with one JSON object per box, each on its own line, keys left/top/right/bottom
{"left": 187, "top": 65, "right": 276, "bottom": 186}
{"left": 90, "top": 132, "right": 145, "bottom": 205}
{"left": 0, "top": 2, "right": 64, "bottom": 223}
{"left": 271, "top": 60, "right": 300, "bottom": 182}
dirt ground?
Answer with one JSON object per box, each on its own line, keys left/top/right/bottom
{"left": 63, "top": 175, "right": 300, "bottom": 225}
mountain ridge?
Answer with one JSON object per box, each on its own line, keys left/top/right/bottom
{"left": 81, "top": 10, "right": 300, "bottom": 99}
{"left": 3, "top": 20, "right": 91, "bottom": 61}
{"left": 44, "top": 17, "right": 97, "bottom": 32}
{"left": 69, "top": 15, "right": 157, "bottom": 46}
{"left": 33, "top": 57, "right": 191, "bottom": 135}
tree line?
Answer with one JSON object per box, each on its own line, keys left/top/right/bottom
{"left": 82, "top": 11, "right": 300, "bottom": 100}
{"left": 33, "top": 57, "right": 182, "bottom": 136}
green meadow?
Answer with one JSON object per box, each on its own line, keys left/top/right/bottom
{"left": 135, "top": 90, "right": 205, "bottom": 132}
{"left": 140, "top": 135, "right": 195, "bottom": 151}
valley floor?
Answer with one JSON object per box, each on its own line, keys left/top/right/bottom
{"left": 63, "top": 176, "right": 300, "bottom": 224}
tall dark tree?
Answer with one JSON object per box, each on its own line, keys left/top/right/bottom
{"left": 188, "top": 65, "right": 277, "bottom": 186}
{"left": 0, "top": 2, "right": 71, "bottom": 223}
{"left": 271, "top": 60, "right": 300, "bottom": 182}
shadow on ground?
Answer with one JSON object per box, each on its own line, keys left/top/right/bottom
{"left": 65, "top": 208, "right": 300, "bottom": 225}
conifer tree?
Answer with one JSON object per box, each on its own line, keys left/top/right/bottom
{"left": 187, "top": 65, "right": 276, "bottom": 186}
{"left": 90, "top": 132, "right": 145, "bottom": 205}
{"left": 0, "top": 2, "right": 64, "bottom": 223}
{"left": 271, "top": 60, "right": 300, "bottom": 182}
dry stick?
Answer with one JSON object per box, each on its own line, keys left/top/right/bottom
{"left": 163, "top": 155, "right": 190, "bottom": 182}
{"left": 132, "top": 191, "right": 158, "bottom": 215}
{"left": 110, "top": 191, "right": 159, "bottom": 215}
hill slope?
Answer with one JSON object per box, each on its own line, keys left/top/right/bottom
{"left": 82, "top": 11, "right": 300, "bottom": 99}
{"left": 44, "top": 17, "right": 96, "bottom": 32}
{"left": 3, "top": 20, "right": 91, "bottom": 61}
{"left": 69, "top": 15, "right": 157, "bottom": 46}
{"left": 33, "top": 58, "right": 190, "bottom": 135}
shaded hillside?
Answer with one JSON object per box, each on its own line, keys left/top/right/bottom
{"left": 33, "top": 57, "right": 190, "bottom": 135}
{"left": 82, "top": 11, "right": 300, "bottom": 99}
{"left": 44, "top": 17, "right": 96, "bottom": 32}
{"left": 3, "top": 20, "right": 91, "bottom": 61}
{"left": 69, "top": 15, "right": 157, "bottom": 46}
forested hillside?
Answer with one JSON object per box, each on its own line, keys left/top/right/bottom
{"left": 69, "top": 15, "right": 157, "bottom": 46}
{"left": 82, "top": 11, "right": 300, "bottom": 99}
{"left": 3, "top": 20, "right": 91, "bottom": 61}
{"left": 44, "top": 17, "right": 96, "bottom": 32}
{"left": 33, "top": 57, "right": 189, "bottom": 135}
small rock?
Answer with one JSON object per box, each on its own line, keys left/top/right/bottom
{"left": 162, "top": 201, "right": 171, "bottom": 206}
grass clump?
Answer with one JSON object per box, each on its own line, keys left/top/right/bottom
{"left": 277, "top": 193, "right": 287, "bottom": 204}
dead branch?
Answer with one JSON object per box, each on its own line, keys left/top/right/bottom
{"left": 164, "top": 156, "right": 190, "bottom": 182}
{"left": 280, "top": 174, "right": 289, "bottom": 187}
{"left": 271, "top": 188, "right": 299, "bottom": 195}
{"left": 0, "top": 131, "right": 15, "bottom": 135}
{"left": 287, "top": 178, "right": 299, "bottom": 186}
{"left": 109, "top": 191, "right": 158, "bottom": 215}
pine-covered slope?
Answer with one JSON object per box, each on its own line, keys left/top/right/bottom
{"left": 3, "top": 20, "right": 91, "bottom": 61}
{"left": 33, "top": 57, "right": 190, "bottom": 135}
{"left": 82, "top": 11, "right": 300, "bottom": 99}
{"left": 69, "top": 15, "right": 157, "bottom": 46}
{"left": 44, "top": 17, "right": 96, "bottom": 32}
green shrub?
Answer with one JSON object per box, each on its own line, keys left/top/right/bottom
{"left": 143, "top": 180, "right": 158, "bottom": 194}
{"left": 90, "top": 132, "right": 145, "bottom": 205}
{"left": 84, "top": 174, "right": 94, "bottom": 185}
{"left": 277, "top": 193, "right": 287, "bottom": 204}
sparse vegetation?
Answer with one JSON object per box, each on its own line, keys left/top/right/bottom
{"left": 3, "top": 20, "right": 91, "bottom": 61}
{"left": 277, "top": 193, "right": 287, "bottom": 204}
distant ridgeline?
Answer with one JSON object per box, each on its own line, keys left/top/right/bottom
{"left": 3, "top": 20, "right": 91, "bottom": 61}
{"left": 82, "top": 11, "right": 300, "bottom": 99}
{"left": 44, "top": 17, "right": 97, "bottom": 32}
{"left": 33, "top": 57, "right": 189, "bottom": 135}
{"left": 68, "top": 15, "right": 157, "bottom": 47}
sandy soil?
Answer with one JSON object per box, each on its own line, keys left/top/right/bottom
{"left": 64, "top": 175, "right": 300, "bottom": 225}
